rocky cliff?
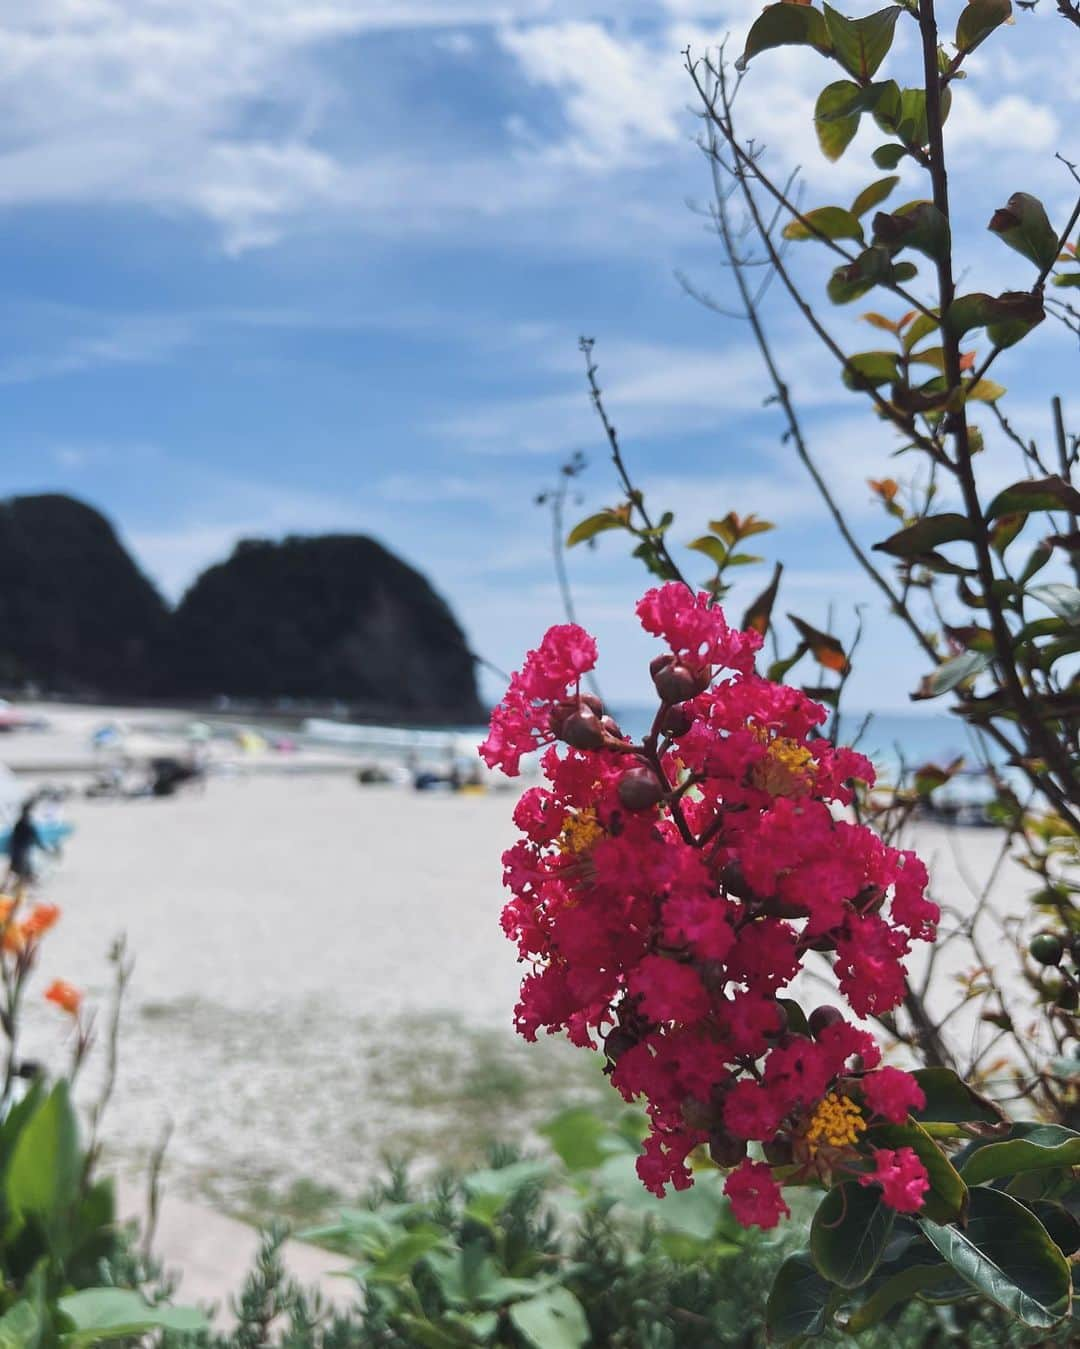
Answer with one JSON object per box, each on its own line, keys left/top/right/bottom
{"left": 171, "top": 535, "right": 483, "bottom": 720}
{"left": 0, "top": 494, "right": 170, "bottom": 696}
{"left": 0, "top": 495, "right": 483, "bottom": 720}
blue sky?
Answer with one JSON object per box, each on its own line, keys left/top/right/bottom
{"left": 0, "top": 1, "right": 1076, "bottom": 710}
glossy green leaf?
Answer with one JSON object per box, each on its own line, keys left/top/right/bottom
{"left": 814, "top": 80, "right": 864, "bottom": 160}
{"left": 842, "top": 349, "right": 899, "bottom": 390}
{"left": 913, "top": 650, "right": 991, "bottom": 700}
{"left": 57, "top": 1290, "right": 207, "bottom": 1346}
{"left": 872, "top": 141, "right": 906, "bottom": 169}
{"left": 811, "top": 1181, "right": 895, "bottom": 1288}
{"left": 566, "top": 511, "right": 628, "bottom": 547}
{"left": 1052, "top": 269, "right": 1080, "bottom": 289}
{"left": 508, "top": 1288, "right": 589, "bottom": 1349}
{"left": 874, "top": 513, "right": 974, "bottom": 556}
{"left": 368, "top": 1228, "right": 447, "bottom": 1282}
{"left": 986, "top": 476, "right": 1080, "bottom": 520}
{"left": 823, "top": 4, "right": 902, "bottom": 79}
{"left": 956, "top": 0, "right": 1013, "bottom": 53}
{"left": 687, "top": 535, "right": 729, "bottom": 568}
{"left": 873, "top": 201, "right": 950, "bottom": 262}
{"left": 910, "top": 1067, "right": 1006, "bottom": 1127}
{"left": 959, "top": 1124, "right": 1080, "bottom": 1187}
{"left": 782, "top": 205, "right": 864, "bottom": 243}
{"left": 851, "top": 175, "right": 900, "bottom": 218}
{"left": 989, "top": 193, "right": 1059, "bottom": 271}
{"left": 827, "top": 244, "right": 893, "bottom": 303}
{"left": 918, "top": 1187, "right": 1071, "bottom": 1328}
{"left": 847, "top": 1264, "right": 955, "bottom": 1332}
{"left": 964, "top": 378, "right": 1006, "bottom": 404}
{"left": 765, "top": 1252, "right": 834, "bottom": 1344}
{"left": 902, "top": 310, "right": 940, "bottom": 350}
{"left": 737, "top": 4, "right": 832, "bottom": 70}
{"left": 0, "top": 1300, "right": 42, "bottom": 1349}
{"left": 1028, "top": 583, "right": 1080, "bottom": 625}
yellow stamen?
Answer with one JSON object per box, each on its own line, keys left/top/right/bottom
{"left": 805, "top": 1092, "right": 866, "bottom": 1152}
{"left": 558, "top": 808, "right": 604, "bottom": 855}
{"left": 751, "top": 736, "right": 816, "bottom": 798}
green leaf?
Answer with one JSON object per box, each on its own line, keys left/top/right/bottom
{"left": 462, "top": 1161, "right": 549, "bottom": 1226}
{"left": 0, "top": 1299, "right": 42, "bottom": 1349}
{"left": 866, "top": 1119, "right": 968, "bottom": 1225}
{"left": 566, "top": 510, "right": 628, "bottom": 548}
{"left": 539, "top": 1107, "right": 623, "bottom": 1172}
{"left": 873, "top": 201, "right": 950, "bottom": 262}
{"left": 956, "top": 0, "right": 1013, "bottom": 53}
{"left": 737, "top": 4, "right": 832, "bottom": 70}
{"left": 368, "top": 1228, "right": 447, "bottom": 1282}
{"left": 913, "top": 650, "right": 991, "bottom": 700}
{"left": 910, "top": 1068, "right": 1006, "bottom": 1128}
{"left": 687, "top": 535, "right": 729, "bottom": 569}
{"left": 851, "top": 175, "right": 900, "bottom": 218}
{"left": 872, "top": 142, "right": 906, "bottom": 169}
{"left": 1052, "top": 269, "right": 1080, "bottom": 289}
{"left": 846, "top": 1264, "right": 955, "bottom": 1332}
{"left": 874, "top": 513, "right": 974, "bottom": 556}
{"left": 782, "top": 205, "right": 864, "bottom": 244}
{"left": 902, "top": 310, "right": 940, "bottom": 351}
{"left": 823, "top": 4, "right": 902, "bottom": 80}
{"left": 842, "top": 349, "right": 900, "bottom": 390}
{"left": 946, "top": 289, "right": 1045, "bottom": 346}
{"left": 508, "top": 1288, "right": 590, "bottom": 1349}
{"left": 918, "top": 1187, "right": 1071, "bottom": 1328}
{"left": 989, "top": 193, "right": 1059, "bottom": 271}
{"left": 57, "top": 1290, "right": 206, "bottom": 1346}
{"left": 986, "top": 476, "right": 1080, "bottom": 520}
{"left": 811, "top": 1181, "right": 895, "bottom": 1288}
{"left": 827, "top": 244, "right": 894, "bottom": 304}
{"left": 960, "top": 1124, "right": 1080, "bottom": 1187}
{"left": 1028, "top": 583, "right": 1080, "bottom": 625}
{"left": 964, "top": 378, "right": 1006, "bottom": 404}
{"left": 814, "top": 80, "right": 865, "bottom": 161}
{"left": 7, "top": 1081, "right": 80, "bottom": 1230}
{"left": 765, "top": 1252, "right": 834, "bottom": 1344}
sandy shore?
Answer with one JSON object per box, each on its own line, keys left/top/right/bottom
{"left": 5, "top": 706, "right": 1048, "bottom": 1229}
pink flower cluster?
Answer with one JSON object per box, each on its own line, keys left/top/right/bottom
{"left": 481, "top": 585, "right": 939, "bottom": 1228}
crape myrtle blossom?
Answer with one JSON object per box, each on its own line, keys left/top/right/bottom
{"left": 481, "top": 584, "right": 939, "bottom": 1229}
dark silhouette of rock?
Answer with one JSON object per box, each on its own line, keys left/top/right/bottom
{"left": 171, "top": 535, "right": 483, "bottom": 720}
{"left": 0, "top": 494, "right": 170, "bottom": 696}
{"left": 0, "top": 495, "right": 483, "bottom": 721}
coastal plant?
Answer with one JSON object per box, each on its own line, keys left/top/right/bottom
{"left": 479, "top": 586, "right": 1080, "bottom": 1337}
{"left": 556, "top": 0, "right": 1080, "bottom": 1123}
{"left": 0, "top": 887, "right": 204, "bottom": 1344}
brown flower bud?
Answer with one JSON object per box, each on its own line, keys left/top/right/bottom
{"left": 550, "top": 702, "right": 605, "bottom": 750}
{"left": 708, "top": 1129, "right": 747, "bottom": 1168}
{"left": 603, "top": 1027, "right": 637, "bottom": 1063}
{"left": 763, "top": 1138, "right": 793, "bottom": 1166}
{"left": 808, "top": 1005, "right": 846, "bottom": 1039}
{"left": 682, "top": 1097, "right": 718, "bottom": 1131}
{"left": 661, "top": 705, "right": 694, "bottom": 738}
{"left": 617, "top": 768, "right": 664, "bottom": 812}
{"left": 650, "top": 654, "right": 710, "bottom": 704}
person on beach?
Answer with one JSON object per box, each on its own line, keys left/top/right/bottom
{"left": 4, "top": 797, "right": 48, "bottom": 889}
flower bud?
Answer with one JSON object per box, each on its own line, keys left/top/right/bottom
{"left": 600, "top": 715, "right": 625, "bottom": 740}
{"left": 707, "top": 1129, "right": 747, "bottom": 1168}
{"left": 808, "top": 1005, "right": 845, "bottom": 1039}
{"left": 852, "top": 886, "right": 886, "bottom": 915}
{"left": 650, "top": 654, "right": 710, "bottom": 704}
{"left": 682, "top": 1097, "right": 718, "bottom": 1131}
{"left": 1056, "top": 982, "right": 1079, "bottom": 1012}
{"left": 579, "top": 694, "right": 604, "bottom": 716}
{"left": 763, "top": 1138, "right": 793, "bottom": 1166}
{"left": 660, "top": 706, "right": 694, "bottom": 738}
{"left": 617, "top": 768, "right": 664, "bottom": 812}
{"left": 549, "top": 701, "right": 606, "bottom": 750}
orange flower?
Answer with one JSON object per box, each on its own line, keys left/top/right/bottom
{"left": 45, "top": 979, "right": 82, "bottom": 1016}
{"left": 2, "top": 924, "right": 26, "bottom": 954}
{"left": 0, "top": 896, "right": 15, "bottom": 924}
{"left": 22, "top": 904, "right": 60, "bottom": 938}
